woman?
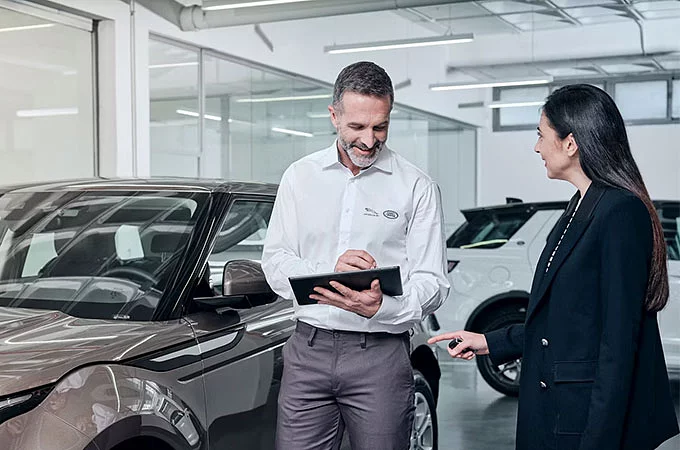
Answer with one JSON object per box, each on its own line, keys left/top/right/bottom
{"left": 429, "top": 84, "right": 679, "bottom": 450}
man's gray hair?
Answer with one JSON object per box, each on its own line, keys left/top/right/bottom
{"left": 332, "top": 61, "right": 394, "bottom": 113}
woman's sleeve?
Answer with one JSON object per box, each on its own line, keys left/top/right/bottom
{"left": 486, "top": 324, "right": 525, "bottom": 366}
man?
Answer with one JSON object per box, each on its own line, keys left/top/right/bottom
{"left": 262, "top": 61, "right": 449, "bottom": 450}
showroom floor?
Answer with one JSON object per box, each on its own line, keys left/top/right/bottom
{"left": 436, "top": 349, "right": 680, "bottom": 450}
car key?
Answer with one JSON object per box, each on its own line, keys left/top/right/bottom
{"left": 448, "top": 337, "right": 475, "bottom": 354}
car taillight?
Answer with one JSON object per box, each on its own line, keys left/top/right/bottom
{"left": 447, "top": 260, "right": 460, "bottom": 273}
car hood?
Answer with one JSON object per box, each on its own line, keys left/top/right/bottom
{"left": 0, "top": 307, "right": 194, "bottom": 395}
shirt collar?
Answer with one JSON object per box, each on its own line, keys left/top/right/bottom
{"left": 320, "top": 140, "right": 393, "bottom": 174}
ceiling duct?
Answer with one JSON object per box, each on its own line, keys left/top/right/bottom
{"left": 135, "top": 0, "right": 470, "bottom": 31}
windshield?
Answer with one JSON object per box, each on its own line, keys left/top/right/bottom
{"left": 0, "top": 190, "right": 208, "bottom": 321}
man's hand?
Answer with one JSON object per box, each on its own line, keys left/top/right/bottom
{"left": 334, "top": 250, "right": 377, "bottom": 272}
{"left": 310, "top": 279, "right": 383, "bottom": 318}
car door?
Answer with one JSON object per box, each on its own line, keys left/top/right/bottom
{"left": 184, "top": 196, "right": 295, "bottom": 449}
{"left": 657, "top": 202, "right": 680, "bottom": 371}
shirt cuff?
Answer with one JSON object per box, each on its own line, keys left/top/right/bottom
{"left": 370, "top": 294, "right": 401, "bottom": 324}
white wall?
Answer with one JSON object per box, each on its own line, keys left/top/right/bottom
{"left": 478, "top": 124, "right": 680, "bottom": 206}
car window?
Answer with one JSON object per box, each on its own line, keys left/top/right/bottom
{"left": 0, "top": 190, "right": 208, "bottom": 321}
{"left": 208, "top": 200, "right": 274, "bottom": 288}
{"left": 658, "top": 203, "right": 680, "bottom": 261}
{"left": 447, "top": 208, "right": 534, "bottom": 249}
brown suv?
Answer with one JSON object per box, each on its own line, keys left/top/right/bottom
{"left": 0, "top": 179, "right": 441, "bottom": 450}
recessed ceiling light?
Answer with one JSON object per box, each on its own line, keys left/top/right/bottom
{"left": 325, "top": 34, "right": 474, "bottom": 54}
{"left": 430, "top": 77, "right": 553, "bottom": 91}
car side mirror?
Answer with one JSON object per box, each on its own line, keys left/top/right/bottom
{"left": 222, "top": 259, "right": 271, "bottom": 295}
{"left": 194, "top": 260, "right": 277, "bottom": 310}
{"left": 221, "top": 259, "right": 277, "bottom": 308}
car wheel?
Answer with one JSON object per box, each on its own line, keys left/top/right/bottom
{"left": 411, "top": 370, "right": 438, "bottom": 450}
{"left": 475, "top": 304, "right": 526, "bottom": 397}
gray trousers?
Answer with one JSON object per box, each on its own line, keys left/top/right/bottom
{"left": 276, "top": 321, "right": 415, "bottom": 450}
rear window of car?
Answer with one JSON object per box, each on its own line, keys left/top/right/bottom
{"left": 447, "top": 208, "right": 534, "bottom": 249}
{"left": 657, "top": 202, "right": 680, "bottom": 261}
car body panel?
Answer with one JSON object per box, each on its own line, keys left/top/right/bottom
{"left": 1, "top": 364, "right": 207, "bottom": 450}
{"left": 662, "top": 259, "right": 680, "bottom": 373}
{"left": 438, "top": 200, "right": 680, "bottom": 375}
{"left": 0, "top": 307, "right": 195, "bottom": 395}
{"left": 0, "top": 178, "right": 440, "bottom": 450}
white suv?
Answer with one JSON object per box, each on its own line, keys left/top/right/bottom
{"left": 434, "top": 198, "right": 680, "bottom": 396}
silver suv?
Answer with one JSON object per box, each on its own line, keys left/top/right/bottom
{"left": 435, "top": 198, "right": 680, "bottom": 396}
{"left": 0, "top": 180, "right": 440, "bottom": 450}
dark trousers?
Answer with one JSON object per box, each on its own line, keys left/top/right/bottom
{"left": 276, "top": 321, "right": 415, "bottom": 450}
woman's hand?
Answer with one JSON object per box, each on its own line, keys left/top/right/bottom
{"left": 428, "top": 330, "right": 490, "bottom": 360}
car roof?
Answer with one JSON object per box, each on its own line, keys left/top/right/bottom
{"left": 461, "top": 201, "right": 569, "bottom": 217}
{"left": 0, "top": 178, "right": 279, "bottom": 196}
{"left": 463, "top": 198, "right": 679, "bottom": 217}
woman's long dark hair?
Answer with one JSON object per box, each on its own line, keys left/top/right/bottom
{"left": 543, "top": 84, "right": 668, "bottom": 312}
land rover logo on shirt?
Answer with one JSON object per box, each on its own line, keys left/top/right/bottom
{"left": 383, "top": 210, "right": 399, "bottom": 220}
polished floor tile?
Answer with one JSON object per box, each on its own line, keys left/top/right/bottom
{"left": 436, "top": 351, "right": 680, "bottom": 450}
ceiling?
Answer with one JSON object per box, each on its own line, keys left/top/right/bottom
{"left": 400, "top": 0, "right": 680, "bottom": 80}
{"left": 170, "top": 0, "right": 680, "bottom": 33}
{"left": 446, "top": 51, "right": 680, "bottom": 81}
{"left": 145, "top": 0, "right": 680, "bottom": 83}
{"left": 405, "top": 0, "right": 680, "bottom": 34}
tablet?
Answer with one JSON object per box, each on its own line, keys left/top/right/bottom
{"left": 289, "top": 266, "right": 403, "bottom": 306}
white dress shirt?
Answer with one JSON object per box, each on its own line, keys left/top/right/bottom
{"left": 262, "top": 142, "right": 450, "bottom": 334}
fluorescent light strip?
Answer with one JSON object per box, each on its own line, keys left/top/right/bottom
{"left": 325, "top": 34, "right": 473, "bottom": 54}
{"left": 176, "top": 109, "right": 222, "bottom": 121}
{"left": 16, "top": 107, "right": 78, "bottom": 118}
{"left": 0, "top": 24, "right": 55, "bottom": 33}
{"left": 204, "top": 0, "right": 315, "bottom": 11}
{"left": 488, "top": 101, "right": 545, "bottom": 109}
{"left": 236, "top": 94, "right": 331, "bottom": 103}
{"left": 228, "top": 118, "right": 253, "bottom": 125}
{"left": 272, "top": 127, "right": 313, "bottom": 138}
{"left": 175, "top": 109, "right": 253, "bottom": 124}
{"left": 306, "top": 112, "right": 330, "bottom": 119}
{"left": 430, "top": 78, "right": 552, "bottom": 91}
{"left": 149, "top": 62, "right": 199, "bottom": 69}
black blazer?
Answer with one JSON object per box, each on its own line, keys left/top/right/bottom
{"left": 486, "top": 183, "right": 679, "bottom": 450}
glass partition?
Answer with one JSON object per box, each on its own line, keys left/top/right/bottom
{"left": 149, "top": 36, "right": 478, "bottom": 229}
{"left": 0, "top": 4, "right": 96, "bottom": 183}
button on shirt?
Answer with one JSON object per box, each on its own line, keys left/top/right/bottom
{"left": 262, "top": 142, "right": 450, "bottom": 334}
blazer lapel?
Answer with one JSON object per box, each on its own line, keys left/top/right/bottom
{"left": 526, "top": 194, "right": 579, "bottom": 298}
{"left": 525, "top": 183, "right": 607, "bottom": 323}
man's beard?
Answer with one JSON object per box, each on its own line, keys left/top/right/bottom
{"left": 338, "top": 136, "right": 384, "bottom": 168}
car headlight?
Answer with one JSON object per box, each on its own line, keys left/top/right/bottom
{"left": 0, "top": 385, "right": 54, "bottom": 425}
